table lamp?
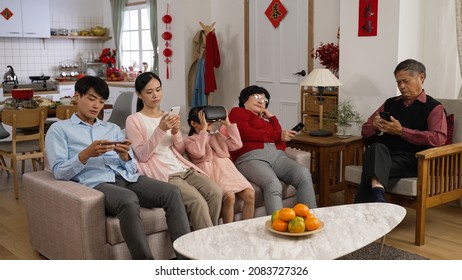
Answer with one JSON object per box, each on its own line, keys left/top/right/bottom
{"left": 300, "top": 68, "right": 342, "bottom": 136}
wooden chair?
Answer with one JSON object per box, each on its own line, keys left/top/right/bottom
{"left": 56, "top": 105, "right": 78, "bottom": 120}
{"left": 344, "top": 98, "right": 462, "bottom": 246}
{"left": 0, "top": 107, "right": 47, "bottom": 199}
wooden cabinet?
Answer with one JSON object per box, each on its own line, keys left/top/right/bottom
{"left": 0, "top": 0, "right": 50, "bottom": 38}
{"left": 300, "top": 86, "right": 338, "bottom": 133}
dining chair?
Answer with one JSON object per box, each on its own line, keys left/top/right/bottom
{"left": 0, "top": 123, "right": 10, "bottom": 139}
{"left": 107, "top": 92, "right": 134, "bottom": 129}
{"left": 56, "top": 105, "right": 78, "bottom": 120}
{"left": 0, "top": 107, "right": 47, "bottom": 199}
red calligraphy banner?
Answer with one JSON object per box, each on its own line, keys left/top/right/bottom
{"left": 265, "top": 0, "right": 287, "bottom": 28}
{"left": 358, "top": 0, "right": 378, "bottom": 36}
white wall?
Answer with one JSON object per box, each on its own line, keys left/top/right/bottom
{"left": 313, "top": 0, "right": 341, "bottom": 70}
{"left": 339, "top": 0, "right": 400, "bottom": 122}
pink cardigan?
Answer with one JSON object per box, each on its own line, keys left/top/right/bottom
{"left": 125, "top": 113, "right": 207, "bottom": 182}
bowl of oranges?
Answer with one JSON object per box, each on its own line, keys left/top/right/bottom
{"left": 266, "top": 203, "right": 324, "bottom": 236}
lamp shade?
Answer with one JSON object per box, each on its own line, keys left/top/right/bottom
{"left": 300, "top": 68, "right": 342, "bottom": 87}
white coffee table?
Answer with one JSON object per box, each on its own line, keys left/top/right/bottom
{"left": 173, "top": 203, "right": 406, "bottom": 260}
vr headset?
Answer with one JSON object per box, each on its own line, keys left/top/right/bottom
{"left": 202, "top": 106, "right": 227, "bottom": 122}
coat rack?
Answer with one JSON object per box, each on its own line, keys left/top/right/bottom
{"left": 199, "top": 21, "right": 216, "bottom": 105}
{"left": 200, "top": 21, "right": 215, "bottom": 36}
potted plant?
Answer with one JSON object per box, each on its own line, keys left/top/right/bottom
{"left": 329, "top": 100, "right": 364, "bottom": 138}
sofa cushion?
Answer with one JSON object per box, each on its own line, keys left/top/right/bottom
{"left": 345, "top": 165, "right": 417, "bottom": 197}
{"left": 106, "top": 207, "right": 168, "bottom": 245}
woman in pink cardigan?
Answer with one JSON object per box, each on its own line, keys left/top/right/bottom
{"left": 125, "top": 72, "right": 222, "bottom": 231}
{"left": 184, "top": 107, "right": 255, "bottom": 223}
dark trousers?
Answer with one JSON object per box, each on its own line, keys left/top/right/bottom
{"left": 95, "top": 175, "right": 190, "bottom": 260}
{"left": 354, "top": 143, "right": 418, "bottom": 203}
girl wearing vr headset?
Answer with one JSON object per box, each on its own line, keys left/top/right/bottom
{"left": 185, "top": 106, "right": 255, "bottom": 223}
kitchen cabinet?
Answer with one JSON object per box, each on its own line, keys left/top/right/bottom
{"left": 59, "top": 84, "right": 74, "bottom": 98}
{"left": 0, "top": 0, "right": 50, "bottom": 38}
{"left": 300, "top": 86, "right": 338, "bottom": 133}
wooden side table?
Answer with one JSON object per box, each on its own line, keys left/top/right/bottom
{"left": 287, "top": 134, "right": 364, "bottom": 207}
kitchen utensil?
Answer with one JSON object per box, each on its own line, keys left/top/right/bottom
{"left": 29, "top": 75, "right": 51, "bottom": 82}
{"left": 91, "top": 26, "right": 107, "bottom": 36}
{"left": 3, "top": 65, "right": 18, "bottom": 85}
{"left": 11, "top": 88, "right": 34, "bottom": 100}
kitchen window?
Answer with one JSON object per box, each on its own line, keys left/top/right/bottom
{"left": 121, "top": 4, "right": 156, "bottom": 73}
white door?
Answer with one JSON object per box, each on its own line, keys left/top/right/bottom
{"left": 249, "top": 0, "right": 308, "bottom": 129}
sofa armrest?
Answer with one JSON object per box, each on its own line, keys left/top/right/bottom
{"left": 23, "top": 170, "right": 108, "bottom": 259}
{"left": 285, "top": 147, "right": 311, "bottom": 170}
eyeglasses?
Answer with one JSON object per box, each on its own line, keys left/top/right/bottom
{"left": 252, "top": 94, "right": 269, "bottom": 104}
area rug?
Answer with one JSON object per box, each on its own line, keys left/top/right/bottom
{"left": 337, "top": 242, "right": 429, "bottom": 260}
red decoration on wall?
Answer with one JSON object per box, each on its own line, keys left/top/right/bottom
{"left": 358, "top": 0, "right": 378, "bottom": 36}
{"left": 1, "top": 8, "right": 13, "bottom": 20}
{"left": 162, "top": 2, "right": 172, "bottom": 79}
{"left": 264, "top": 0, "right": 287, "bottom": 28}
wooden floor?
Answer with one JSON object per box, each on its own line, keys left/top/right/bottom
{"left": 1, "top": 161, "right": 462, "bottom": 260}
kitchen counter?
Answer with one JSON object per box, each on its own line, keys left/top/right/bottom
{"left": 58, "top": 80, "right": 135, "bottom": 88}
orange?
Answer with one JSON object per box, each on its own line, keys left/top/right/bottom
{"left": 278, "top": 208, "right": 296, "bottom": 222}
{"left": 288, "top": 217, "right": 306, "bottom": 233}
{"left": 305, "top": 213, "right": 316, "bottom": 220}
{"left": 272, "top": 218, "right": 288, "bottom": 232}
{"left": 271, "top": 209, "right": 280, "bottom": 223}
{"left": 293, "top": 203, "right": 310, "bottom": 217}
{"left": 305, "top": 217, "right": 321, "bottom": 231}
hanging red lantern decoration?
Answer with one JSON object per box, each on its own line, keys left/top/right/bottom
{"left": 161, "top": 31, "right": 172, "bottom": 40}
{"left": 162, "top": 14, "right": 172, "bottom": 24}
{"left": 163, "top": 48, "right": 173, "bottom": 57}
{"left": 162, "top": 2, "right": 172, "bottom": 79}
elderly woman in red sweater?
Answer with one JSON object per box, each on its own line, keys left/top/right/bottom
{"left": 228, "top": 85, "right": 317, "bottom": 214}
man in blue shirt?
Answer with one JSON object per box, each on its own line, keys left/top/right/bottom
{"left": 45, "top": 76, "right": 190, "bottom": 259}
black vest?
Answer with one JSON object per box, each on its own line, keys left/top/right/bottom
{"left": 377, "top": 95, "right": 440, "bottom": 154}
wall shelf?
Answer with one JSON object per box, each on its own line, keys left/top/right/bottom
{"left": 46, "top": 35, "right": 112, "bottom": 49}
{"left": 49, "top": 35, "right": 112, "bottom": 41}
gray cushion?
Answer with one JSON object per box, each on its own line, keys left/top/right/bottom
{"left": 345, "top": 165, "right": 417, "bottom": 197}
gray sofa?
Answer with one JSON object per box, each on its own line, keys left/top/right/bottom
{"left": 23, "top": 147, "right": 310, "bottom": 260}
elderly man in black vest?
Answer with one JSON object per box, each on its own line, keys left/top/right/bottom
{"left": 354, "top": 59, "right": 448, "bottom": 203}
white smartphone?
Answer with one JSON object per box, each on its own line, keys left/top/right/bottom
{"left": 168, "top": 106, "right": 181, "bottom": 117}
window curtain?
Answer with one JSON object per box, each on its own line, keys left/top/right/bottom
{"left": 110, "top": 0, "right": 127, "bottom": 68}
{"left": 147, "top": 0, "right": 159, "bottom": 75}
{"left": 456, "top": 0, "right": 462, "bottom": 98}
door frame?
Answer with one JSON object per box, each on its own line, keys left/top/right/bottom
{"left": 244, "top": 0, "right": 314, "bottom": 86}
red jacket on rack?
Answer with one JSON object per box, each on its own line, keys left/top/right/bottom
{"left": 204, "top": 31, "right": 220, "bottom": 95}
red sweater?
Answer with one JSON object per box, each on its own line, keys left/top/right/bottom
{"left": 228, "top": 107, "right": 286, "bottom": 161}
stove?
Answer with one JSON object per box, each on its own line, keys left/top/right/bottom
{"left": 2, "top": 81, "right": 58, "bottom": 93}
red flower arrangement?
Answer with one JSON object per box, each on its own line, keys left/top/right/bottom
{"left": 311, "top": 42, "right": 339, "bottom": 76}
{"left": 99, "top": 48, "right": 117, "bottom": 67}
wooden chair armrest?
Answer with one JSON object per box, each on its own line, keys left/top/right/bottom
{"left": 416, "top": 142, "right": 462, "bottom": 159}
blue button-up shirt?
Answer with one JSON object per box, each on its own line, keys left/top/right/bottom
{"left": 45, "top": 114, "right": 139, "bottom": 188}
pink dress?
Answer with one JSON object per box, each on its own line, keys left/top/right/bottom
{"left": 184, "top": 124, "right": 253, "bottom": 198}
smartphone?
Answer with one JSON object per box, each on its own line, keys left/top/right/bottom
{"left": 291, "top": 122, "right": 305, "bottom": 132}
{"left": 168, "top": 106, "right": 181, "bottom": 117}
{"left": 105, "top": 141, "right": 128, "bottom": 145}
{"left": 379, "top": 111, "right": 391, "bottom": 122}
